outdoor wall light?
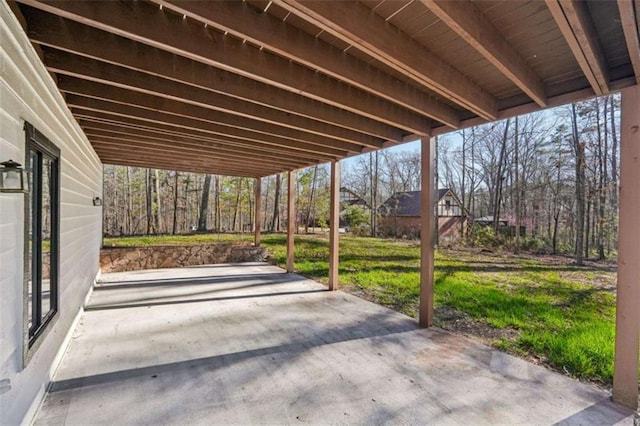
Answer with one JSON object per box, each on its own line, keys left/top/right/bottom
{"left": 92, "top": 197, "right": 103, "bottom": 206}
{"left": 0, "top": 159, "right": 28, "bottom": 193}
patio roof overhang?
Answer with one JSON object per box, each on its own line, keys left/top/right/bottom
{"left": 9, "top": 0, "right": 640, "bottom": 178}
{"left": 7, "top": 0, "right": 640, "bottom": 412}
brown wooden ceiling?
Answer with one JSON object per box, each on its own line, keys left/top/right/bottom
{"left": 10, "top": 0, "right": 640, "bottom": 178}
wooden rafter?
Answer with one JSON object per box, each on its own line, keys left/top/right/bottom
{"left": 153, "top": 0, "right": 460, "bottom": 129}
{"left": 18, "top": 0, "right": 431, "bottom": 135}
{"left": 89, "top": 138, "right": 300, "bottom": 174}
{"left": 618, "top": 0, "right": 640, "bottom": 84}
{"left": 73, "top": 112, "right": 339, "bottom": 162}
{"left": 68, "top": 100, "right": 348, "bottom": 158}
{"left": 83, "top": 131, "right": 308, "bottom": 169}
{"left": 23, "top": 8, "right": 402, "bottom": 141}
{"left": 420, "top": 0, "right": 546, "bottom": 107}
{"left": 58, "top": 77, "right": 365, "bottom": 153}
{"left": 545, "top": 0, "right": 609, "bottom": 95}
{"left": 46, "top": 51, "right": 383, "bottom": 149}
{"left": 78, "top": 121, "right": 323, "bottom": 165}
{"left": 276, "top": 0, "right": 498, "bottom": 120}
{"left": 96, "top": 154, "right": 270, "bottom": 178}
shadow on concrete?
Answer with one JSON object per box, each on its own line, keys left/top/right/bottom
{"left": 552, "top": 399, "right": 634, "bottom": 425}
{"left": 49, "top": 311, "right": 418, "bottom": 393}
{"left": 94, "top": 273, "right": 304, "bottom": 291}
{"left": 86, "top": 288, "right": 328, "bottom": 311}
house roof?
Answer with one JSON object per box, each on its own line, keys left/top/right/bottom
{"left": 474, "top": 216, "right": 509, "bottom": 224}
{"left": 380, "top": 189, "right": 452, "bottom": 217}
{"left": 10, "top": 0, "right": 640, "bottom": 177}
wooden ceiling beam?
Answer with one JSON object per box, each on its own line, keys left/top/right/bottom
{"left": 23, "top": 9, "right": 400, "bottom": 142}
{"left": 96, "top": 153, "right": 269, "bottom": 178}
{"left": 154, "top": 0, "right": 460, "bottom": 129}
{"left": 18, "top": 1, "right": 431, "bottom": 135}
{"left": 546, "top": 0, "right": 609, "bottom": 95}
{"left": 73, "top": 112, "right": 338, "bottom": 161}
{"left": 276, "top": 0, "right": 497, "bottom": 120}
{"left": 83, "top": 130, "right": 308, "bottom": 168}
{"left": 79, "top": 121, "right": 321, "bottom": 165}
{"left": 618, "top": 0, "right": 640, "bottom": 84}
{"left": 58, "top": 76, "right": 367, "bottom": 153}
{"left": 44, "top": 48, "right": 386, "bottom": 148}
{"left": 420, "top": 0, "right": 546, "bottom": 107}
{"left": 90, "top": 140, "right": 290, "bottom": 174}
{"left": 66, "top": 100, "right": 348, "bottom": 158}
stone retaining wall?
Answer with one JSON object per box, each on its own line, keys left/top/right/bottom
{"left": 100, "top": 243, "right": 267, "bottom": 273}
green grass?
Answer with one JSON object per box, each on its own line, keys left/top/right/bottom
{"left": 103, "top": 232, "right": 628, "bottom": 386}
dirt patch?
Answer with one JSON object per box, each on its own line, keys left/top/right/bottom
{"left": 433, "top": 306, "right": 519, "bottom": 346}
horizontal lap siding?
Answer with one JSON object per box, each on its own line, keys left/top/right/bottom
{"left": 0, "top": 3, "right": 102, "bottom": 424}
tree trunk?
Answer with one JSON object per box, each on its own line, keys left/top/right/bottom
{"left": 305, "top": 165, "right": 318, "bottom": 233}
{"left": 514, "top": 116, "right": 521, "bottom": 252}
{"left": 125, "top": 166, "right": 132, "bottom": 235}
{"left": 183, "top": 176, "right": 191, "bottom": 232}
{"left": 214, "top": 176, "right": 221, "bottom": 232}
{"left": 572, "top": 103, "right": 586, "bottom": 266}
{"left": 493, "top": 119, "right": 510, "bottom": 233}
{"left": 232, "top": 178, "right": 242, "bottom": 232}
{"left": 609, "top": 95, "right": 618, "bottom": 253}
{"left": 596, "top": 100, "right": 606, "bottom": 260}
{"left": 172, "top": 172, "right": 179, "bottom": 234}
{"left": 154, "top": 170, "right": 162, "bottom": 233}
{"left": 198, "top": 174, "right": 212, "bottom": 232}
{"left": 271, "top": 173, "right": 281, "bottom": 232}
{"left": 145, "top": 168, "right": 153, "bottom": 235}
{"left": 461, "top": 129, "right": 466, "bottom": 238}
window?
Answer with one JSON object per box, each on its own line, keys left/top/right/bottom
{"left": 445, "top": 196, "right": 452, "bottom": 211}
{"left": 24, "top": 122, "right": 60, "bottom": 348}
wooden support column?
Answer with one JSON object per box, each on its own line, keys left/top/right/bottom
{"left": 419, "top": 137, "right": 435, "bottom": 328}
{"left": 254, "top": 177, "right": 262, "bottom": 247}
{"left": 613, "top": 84, "right": 640, "bottom": 410}
{"left": 286, "top": 170, "right": 295, "bottom": 273}
{"left": 328, "top": 160, "right": 340, "bottom": 290}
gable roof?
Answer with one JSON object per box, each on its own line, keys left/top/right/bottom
{"left": 380, "top": 189, "right": 453, "bottom": 217}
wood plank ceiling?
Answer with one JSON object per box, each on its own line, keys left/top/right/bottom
{"left": 10, "top": 0, "right": 640, "bottom": 178}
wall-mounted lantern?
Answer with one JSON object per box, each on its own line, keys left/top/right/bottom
{"left": 92, "top": 197, "right": 103, "bottom": 206}
{"left": 0, "top": 160, "right": 28, "bottom": 193}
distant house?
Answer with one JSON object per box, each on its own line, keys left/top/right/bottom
{"left": 340, "top": 187, "right": 370, "bottom": 209}
{"left": 473, "top": 216, "right": 509, "bottom": 227}
{"left": 339, "top": 187, "right": 370, "bottom": 229}
{"left": 473, "top": 216, "right": 525, "bottom": 237}
{"left": 378, "top": 189, "right": 466, "bottom": 239}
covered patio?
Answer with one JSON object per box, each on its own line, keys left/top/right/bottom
{"left": 34, "top": 264, "right": 634, "bottom": 424}
{"left": 2, "top": 0, "right": 639, "bottom": 422}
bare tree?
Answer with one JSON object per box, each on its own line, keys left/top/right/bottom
{"left": 198, "top": 174, "right": 212, "bottom": 232}
{"left": 571, "top": 103, "right": 586, "bottom": 265}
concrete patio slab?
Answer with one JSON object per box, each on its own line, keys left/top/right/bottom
{"left": 34, "top": 263, "right": 634, "bottom": 425}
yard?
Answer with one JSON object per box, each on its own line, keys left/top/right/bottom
{"left": 104, "top": 233, "right": 625, "bottom": 389}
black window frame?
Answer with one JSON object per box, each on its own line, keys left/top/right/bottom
{"left": 23, "top": 122, "right": 60, "bottom": 349}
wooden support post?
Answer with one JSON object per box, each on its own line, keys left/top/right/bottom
{"left": 419, "top": 137, "right": 435, "bottom": 328}
{"left": 613, "top": 84, "right": 640, "bottom": 410}
{"left": 286, "top": 170, "right": 295, "bottom": 273}
{"left": 328, "top": 160, "right": 340, "bottom": 290}
{"left": 254, "top": 177, "right": 262, "bottom": 247}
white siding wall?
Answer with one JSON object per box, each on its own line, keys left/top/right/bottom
{"left": 0, "top": 3, "right": 103, "bottom": 424}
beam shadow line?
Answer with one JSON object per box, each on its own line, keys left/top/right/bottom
{"left": 94, "top": 273, "right": 304, "bottom": 291}
{"left": 85, "top": 289, "right": 328, "bottom": 311}
{"left": 49, "top": 315, "right": 418, "bottom": 393}
{"left": 96, "top": 272, "right": 300, "bottom": 288}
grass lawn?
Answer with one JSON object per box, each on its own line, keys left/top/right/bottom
{"left": 104, "top": 233, "right": 627, "bottom": 388}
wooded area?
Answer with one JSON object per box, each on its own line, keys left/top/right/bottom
{"left": 102, "top": 95, "right": 621, "bottom": 261}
